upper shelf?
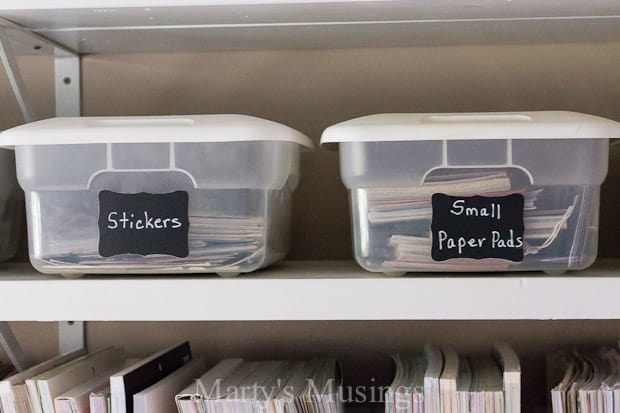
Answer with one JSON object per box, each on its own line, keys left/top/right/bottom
{"left": 1, "top": 259, "right": 620, "bottom": 321}
{"left": 1, "top": 0, "right": 620, "bottom": 53}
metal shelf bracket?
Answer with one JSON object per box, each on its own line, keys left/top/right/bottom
{"left": 58, "top": 321, "right": 86, "bottom": 354}
{"left": 0, "top": 35, "right": 36, "bottom": 122}
{"left": 0, "top": 16, "right": 81, "bottom": 120}
{"left": 0, "top": 321, "right": 85, "bottom": 371}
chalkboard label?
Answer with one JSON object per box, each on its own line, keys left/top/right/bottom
{"left": 431, "top": 193, "right": 524, "bottom": 262}
{"left": 98, "top": 190, "right": 190, "bottom": 258}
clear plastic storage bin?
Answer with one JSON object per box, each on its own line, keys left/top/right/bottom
{"left": 0, "top": 115, "right": 312, "bottom": 276}
{"left": 321, "top": 111, "right": 620, "bottom": 274}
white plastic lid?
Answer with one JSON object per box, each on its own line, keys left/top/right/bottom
{"left": 0, "top": 115, "right": 313, "bottom": 148}
{"left": 321, "top": 111, "right": 620, "bottom": 145}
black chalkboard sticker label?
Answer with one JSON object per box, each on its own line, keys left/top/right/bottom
{"left": 98, "top": 190, "right": 190, "bottom": 258}
{"left": 431, "top": 193, "right": 524, "bottom": 262}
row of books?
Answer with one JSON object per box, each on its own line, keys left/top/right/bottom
{"left": 0, "top": 341, "right": 520, "bottom": 413}
{"left": 548, "top": 346, "right": 620, "bottom": 413}
{"left": 385, "top": 343, "right": 520, "bottom": 413}
{"left": 0, "top": 342, "right": 342, "bottom": 413}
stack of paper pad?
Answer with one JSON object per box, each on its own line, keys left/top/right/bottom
{"left": 42, "top": 213, "right": 265, "bottom": 270}
{"left": 549, "top": 346, "right": 620, "bottom": 413}
{"left": 364, "top": 169, "right": 579, "bottom": 270}
{"left": 386, "top": 343, "right": 520, "bottom": 413}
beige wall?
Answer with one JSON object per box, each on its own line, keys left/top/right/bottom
{"left": 3, "top": 42, "right": 620, "bottom": 259}
{"left": 0, "top": 43, "right": 620, "bottom": 259}
{"left": 82, "top": 43, "right": 620, "bottom": 259}
{"left": 2, "top": 42, "right": 620, "bottom": 412}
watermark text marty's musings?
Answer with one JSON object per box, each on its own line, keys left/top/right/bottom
{"left": 191, "top": 378, "right": 424, "bottom": 407}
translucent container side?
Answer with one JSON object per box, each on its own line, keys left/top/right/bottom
{"left": 512, "top": 139, "right": 608, "bottom": 186}
{"left": 26, "top": 187, "right": 292, "bottom": 275}
{"left": 339, "top": 138, "right": 608, "bottom": 272}
{"left": 175, "top": 141, "right": 300, "bottom": 190}
{"left": 16, "top": 144, "right": 108, "bottom": 190}
{"left": 340, "top": 141, "right": 444, "bottom": 188}
{"left": 339, "top": 139, "right": 609, "bottom": 188}
{"left": 14, "top": 140, "right": 301, "bottom": 275}
{"left": 349, "top": 177, "right": 601, "bottom": 273}
{"left": 15, "top": 141, "right": 300, "bottom": 191}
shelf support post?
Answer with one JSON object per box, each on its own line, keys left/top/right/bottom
{"left": 58, "top": 321, "right": 85, "bottom": 354}
{"left": 0, "top": 36, "right": 36, "bottom": 122}
{"left": 54, "top": 52, "right": 80, "bottom": 117}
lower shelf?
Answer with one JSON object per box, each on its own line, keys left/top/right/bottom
{"left": 0, "top": 259, "right": 618, "bottom": 321}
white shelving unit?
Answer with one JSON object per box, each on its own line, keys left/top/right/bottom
{"left": 0, "top": 2, "right": 619, "bottom": 313}
{"left": 2, "top": 1, "right": 620, "bottom": 53}
{"left": 0, "top": 5, "right": 619, "bottom": 410}
{"left": 0, "top": 260, "right": 619, "bottom": 321}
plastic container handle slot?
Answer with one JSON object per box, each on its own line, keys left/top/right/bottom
{"left": 92, "top": 119, "right": 195, "bottom": 127}
{"left": 87, "top": 168, "right": 198, "bottom": 190}
{"left": 421, "top": 114, "right": 533, "bottom": 123}
{"left": 422, "top": 165, "right": 534, "bottom": 186}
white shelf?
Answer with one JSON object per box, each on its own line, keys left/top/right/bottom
{"left": 1, "top": 1, "right": 620, "bottom": 53}
{"left": 1, "top": 260, "right": 619, "bottom": 321}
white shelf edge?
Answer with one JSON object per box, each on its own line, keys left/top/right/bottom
{"left": 3, "top": 1, "right": 620, "bottom": 53}
{"left": 0, "top": 260, "right": 619, "bottom": 321}
{"left": 0, "top": 0, "right": 381, "bottom": 10}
